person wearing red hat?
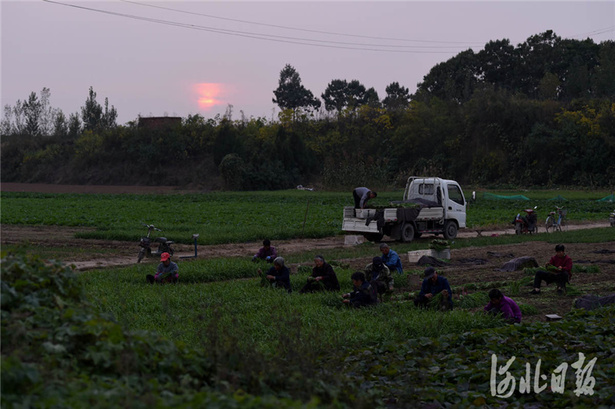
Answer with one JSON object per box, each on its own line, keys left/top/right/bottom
{"left": 146, "top": 252, "right": 179, "bottom": 284}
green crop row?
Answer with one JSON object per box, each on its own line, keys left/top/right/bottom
{"left": 79, "top": 261, "right": 504, "bottom": 352}
{"left": 0, "top": 190, "right": 375, "bottom": 244}
{"left": 1, "top": 190, "right": 613, "bottom": 245}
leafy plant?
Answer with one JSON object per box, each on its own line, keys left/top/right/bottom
{"left": 456, "top": 292, "right": 489, "bottom": 309}
{"left": 518, "top": 303, "right": 538, "bottom": 315}
{"left": 429, "top": 239, "right": 450, "bottom": 252}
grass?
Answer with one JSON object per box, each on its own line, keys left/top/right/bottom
{"left": 3, "top": 204, "right": 615, "bottom": 408}
{"left": 75, "top": 224, "right": 614, "bottom": 356}
{"left": 1, "top": 189, "right": 613, "bottom": 245}
{"left": 79, "top": 262, "right": 505, "bottom": 354}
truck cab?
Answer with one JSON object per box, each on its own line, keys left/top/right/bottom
{"left": 403, "top": 176, "right": 467, "bottom": 231}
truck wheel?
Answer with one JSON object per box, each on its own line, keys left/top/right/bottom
{"left": 364, "top": 233, "right": 384, "bottom": 242}
{"left": 400, "top": 223, "right": 415, "bottom": 243}
{"left": 443, "top": 221, "right": 458, "bottom": 240}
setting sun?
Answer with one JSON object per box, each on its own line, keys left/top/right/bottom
{"left": 193, "top": 83, "right": 225, "bottom": 110}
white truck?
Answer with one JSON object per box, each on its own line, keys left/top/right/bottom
{"left": 342, "top": 176, "right": 467, "bottom": 242}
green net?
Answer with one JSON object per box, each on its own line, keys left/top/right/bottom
{"left": 597, "top": 194, "right": 615, "bottom": 202}
{"left": 482, "top": 193, "right": 530, "bottom": 201}
{"left": 548, "top": 195, "right": 568, "bottom": 201}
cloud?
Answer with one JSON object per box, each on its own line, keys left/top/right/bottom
{"left": 193, "top": 83, "right": 227, "bottom": 111}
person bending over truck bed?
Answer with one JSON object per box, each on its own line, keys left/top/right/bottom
{"left": 353, "top": 187, "right": 377, "bottom": 209}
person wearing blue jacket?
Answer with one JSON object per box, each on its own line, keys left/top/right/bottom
{"left": 380, "top": 243, "right": 403, "bottom": 274}
{"left": 414, "top": 267, "right": 453, "bottom": 310}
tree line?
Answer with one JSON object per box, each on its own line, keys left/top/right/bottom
{"left": 2, "top": 31, "right": 614, "bottom": 190}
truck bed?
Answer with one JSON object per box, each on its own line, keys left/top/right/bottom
{"left": 342, "top": 218, "right": 381, "bottom": 233}
{"left": 342, "top": 206, "right": 444, "bottom": 233}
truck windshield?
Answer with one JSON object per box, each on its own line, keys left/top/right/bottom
{"left": 447, "top": 184, "right": 465, "bottom": 205}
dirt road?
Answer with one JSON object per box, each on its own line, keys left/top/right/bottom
{"left": 1, "top": 221, "right": 612, "bottom": 271}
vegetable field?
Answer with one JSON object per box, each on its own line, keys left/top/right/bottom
{"left": 2, "top": 188, "right": 614, "bottom": 408}
{"left": 1, "top": 189, "right": 613, "bottom": 245}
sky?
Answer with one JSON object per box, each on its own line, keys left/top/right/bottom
{"left": 2, "top": 0, "right": 614, "bottom": 125}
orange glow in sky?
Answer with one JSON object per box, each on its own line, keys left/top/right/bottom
{"left": 194, "top": 83, "right": 224, "bottom": 110}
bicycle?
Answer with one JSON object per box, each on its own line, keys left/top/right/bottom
{"left": 545, "top": 206, "right": 567, "bottom": 233}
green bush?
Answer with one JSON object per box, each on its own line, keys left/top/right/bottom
{"left": 1, "top": 253, "right": 213, "bottom": 407}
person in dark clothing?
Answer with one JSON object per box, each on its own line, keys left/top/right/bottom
{"left": 353, "top": 187, "right": 377, "bottom": 209}
{"left": 365, "top": 257, "right": 393, "bottom": 300}
{"left": 414, "top": 267, "right": 453, "bottom": 310}
{"left": 530, "top": 244, "right": 573, "bottom": 295}
{"left": 342, "top": 271, "right": 377, "bottom": 308}
{"left": 258, "top": 256, "right": 292, "bottom": 293}
{"left": 299, "top": 255, "right": 341, "bottom": 293}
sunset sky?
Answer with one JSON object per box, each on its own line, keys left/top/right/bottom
{"left": 2, "top": 1, "right": 613, "bottom": 124}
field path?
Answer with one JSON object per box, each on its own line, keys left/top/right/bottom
{"left": 2, "top": 221, "right": 611, "bottom": 271}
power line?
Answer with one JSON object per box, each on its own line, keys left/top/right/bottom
{"left": 41, "top": 0, "right": 478, "bottom": 54}
{"left": 120, "top": 0, "right": 485, "bottom": 46}
{"left": 570, "top": 25, "right": 615, "bottom": 39}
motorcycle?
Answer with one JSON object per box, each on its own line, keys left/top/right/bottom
{"left": 513, "top": 206, "right": 538, "bottom": 235}
{"left": 545, "top": 206, "right": 567, "bottom": 232}
{"left": 137, "top": 224, "right": 175, "bottom": 263}
{"left": 610, "top": 210, "right": 615, "bottom": 227}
